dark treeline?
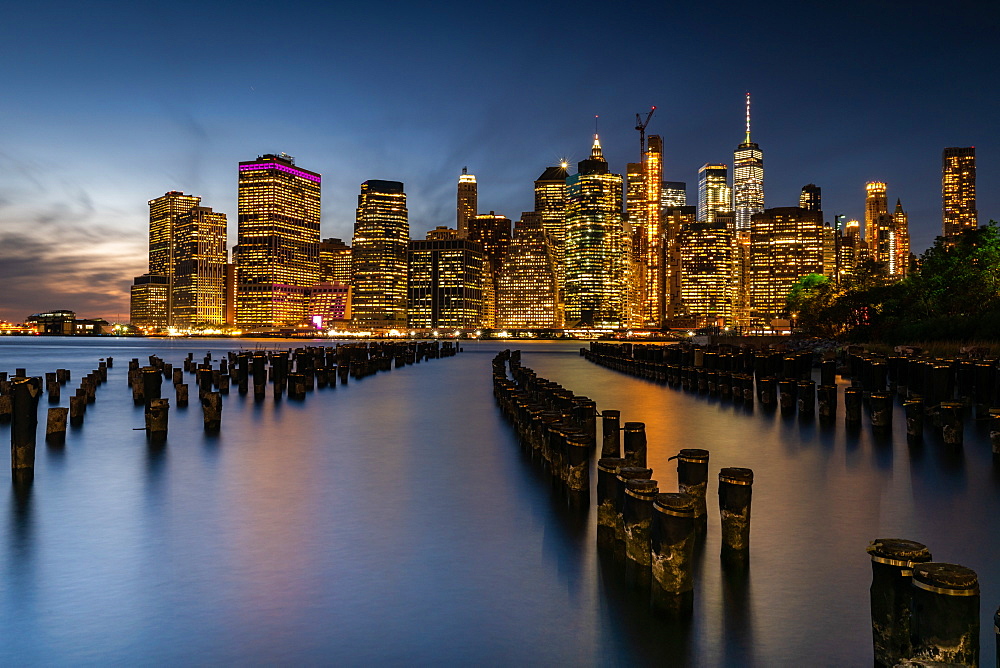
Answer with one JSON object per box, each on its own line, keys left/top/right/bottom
{"left": 787, "top": 221, "right": 1000, "bottom": 343}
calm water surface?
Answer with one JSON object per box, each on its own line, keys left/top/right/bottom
{"left": 0, "top": 338, "right": 996, "bottom": 666}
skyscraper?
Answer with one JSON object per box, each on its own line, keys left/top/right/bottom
{"left": 890, "top": 199, "right": 910, "bottom": 278}
{"left": 662, "top": 182, "right": 687, "bottom": 208}
{"left": 235, "top": 153, "right": 321, "bottom": 329}
{"left": 457, "top": 167, "right": 477, "bottom": 238}
{"left": 749, "top": 207, "right": 826, "bottom": 331}
{"left": 942, "top": 147, "right": 977, "bottom": 238}
{"left": 497, "top": 212, "right": 562, "bottom": 329}
{"left": 534, "top": 163, "right": 570, "bottom": 306}
{"left": 865, "top": 181, "right": 892, "bottom": 269}
{"left": 663, "top": 206, "right": 697, "bottom": 320}
{"left": 172, "top": 206, "right": 228, "bottom": 327}
{"left": 697, "top": 164, "right": 731, "bottom": 224}
{"left": 564, "top": 135, "right": 627, "bottom": 328}
{"left": 129, "top": 274, "right": 170, "bottom": 331}
{"left": 319, "top": 238, "right": 352, "bottom": 285}
{"left": 407, "top": 239, "right": 483, "bottom": 329}
{"left": 678, "top": 222, "right": 736, "bottom": 326}
{"left": 350, "top": 179, "right": 409, "bottom": 330}
{"left": 145, "top": 191, "right": 200, "bottom": 325}
{"left": 800, "top": 184, "right": 822, "bottom": 212}
{"left": 732, "top": 93, "right": 764, "bottom": 231}
{"left": 467, "top": 212, "right": 511, "bottom": 328}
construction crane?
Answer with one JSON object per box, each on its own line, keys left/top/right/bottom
{"left": 635, "top": 106, "right": 656, "bottom": 156}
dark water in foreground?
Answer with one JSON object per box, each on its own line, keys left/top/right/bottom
{"left": 0, "top": 337, "right": 997, "bottom": 666}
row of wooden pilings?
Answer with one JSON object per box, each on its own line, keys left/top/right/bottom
{"left": 6, "top": 341, "right": 459, "bottom": 476}
{"left": 582, "top": 342, "right": 1000, "bottom": 453}
{"left": 1, "top": 360, "right": 113, "bottom": 480}
{"left": 492, "top": 349, "right": 755, "bottom": 618}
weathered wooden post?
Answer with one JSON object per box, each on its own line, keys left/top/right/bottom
{"left": 870, "top": 392, "right": 892, "bottom": 434}
{"left": 845, "top": 387, "right": 862, "bottom": 425}
{"left": 817, "top": 385, "right": 837, "bottom": 423}
{"left": 46, "top": 378, "right": 60, "bottom": 404}
{"left": 142, "top": 367, "right": 162, "bottom": 406}
{"left": 905, "top": 399, "right": 924, "bottom": 442}
{"left": 172, "top": 368, "right": 183, "bottom": 386}
{"left": 650, "top": 492, "right": 696, "bottom": 617}
{"left": 939, "top": 402, "right": 964, "bottom": 447}
{"left": 615, "top": 466, "right": 653, "bottom": 560}
{"left": 623, "top": 478, "right": 658, "bottom": 589}
{"left": 758, "top": 376, "right": 777, "bottom": 409}
{"left": 675, "top": 448, "right": 709, "bottom": 529}
{"left": 910, "top": 562, "right": 979, "bottom": 666}
{"left": 622, "top": 422, "right": 647, "bottom": 468}
{"left": 597, "top": 457, "right": 626, "bottom": 549}
{"left": 866, "top": 538, "right": 932, "bottom": 667}
{"left": 11, "top": 378, "right": 40, "bottom": 473}
{"left": 175, "top": 383, "right": 189, "bottom": 408}
{"left": 718, "top": 467, "right": 754, "bottom": 563}
{"left": 564, "top": 429, "right": 590, "bottom": 502}
{"left": 45, "top": 407, "right": 68, "bottom": 444}
{"left": 69, "top": 394, "right": 85, "bottom": 426}
{"left": 145, "top": 398, "right": 169, "bottom": 441}
{"left": 797, "top": 379, "right": 816, "bottom": 418}
{"left": 252, "top": 354, "right": 267, "bottom": 401}
{"left": 821, "top": 359, "right": 836, "bottom": 386}
{"left": 601, "top": 410, "right": 621, "bottom": 457}
{"left": 0, "top": 393, "right": 10, "bottom": 424}
{"left": 778, "top": 379, "right": 796, "bottom": 415}
{"left": 82, "top": 375, "right": 96, "bottom": 403}
{"left": 201, "top": 392, "right": 222, "bottom": 432}
{"left": 990, "top": 411, "right": 1000, "bottom": 459}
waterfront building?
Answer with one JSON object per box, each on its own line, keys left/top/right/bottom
{"left": 697, "top": 163, "right": 731, "bottom": 224}
{"left": 748, "top": 207, "right": 825, "bottom": 330}
{"left": 235, "top": 153, "right": 321, "bottom": 329}
{"left": 144, "top": 191, "right": 200, "bottom": 325}
{"left": 534, "top": 163, "right": 570, "bottom": 301}
{"left": 172, "top": 206, "right": 228, "bottom": 327}
{"left": 663, "top": 206, "right": 697, "bottom": 320}
{"left": 351, "top": 179, "right": 409, "bottom": 330}
{"left": 800, "top": 184, "right": 821, "bottom": 212}
{"left": 467, "top": 212, "right": 511, "bottom": 328}
{"left": 457, "top": 167, "right": 477, "bottom": 238}
{"left": 942, "top": 146, "right": 977, "bottom": 238}
{"left": 319, "top": 238, "right": 352, "bottom": 285}
{"left": 641, "top": 136, "right": 664, "bottom": 328}
{"left": 865, "top": 181, "right": 893, "bottom": 270}
{"left": 307, "top": 283, "right": 352, "bottom": 328}
{"left": 678, "top": 222, "right": 735, "bottom": 326}
{"left": 564, "top": 135, "right": 627, "bottom": 328}
{"left": 890, "top": 199, "right": 910, "bottom": 278}
{"left": 498, "top": 212, "right": 562, "bottom": 329}
{"left": 662, "top": 181, "right": 687, "bottom": 208}
{"left": 407, "top": 239, "right": 484, "bottom": 329}
{"left": 130, "top": 275, "right": 171, "bottom": 330}
{"left": 732, "top": 94, "right": 764, "bottom": 231}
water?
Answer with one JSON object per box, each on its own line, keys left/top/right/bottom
{"left": 0, "top": 337, "right": 997, "bottom": 666}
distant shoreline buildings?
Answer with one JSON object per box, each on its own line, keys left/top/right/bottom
{"left": 116, "top": 100, "right": 981, "bottom": 336}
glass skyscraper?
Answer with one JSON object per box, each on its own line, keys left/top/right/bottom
{"left": 235, "top": 153, "right": 321, "bottom": 329}
{"left": 697, "top": 163, "right": 731, "bottom": 224}
{"left": 732, "top": 94, "right": 764, "bottom": 231}
{"left": 351, "top": 179, "right": 409, "bottom": 330}
{"left": 942, "top": 146, "right": 977, "bottom": 238}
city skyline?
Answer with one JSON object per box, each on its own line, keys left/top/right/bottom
{"left": 0, "top": 1, "right": 995, "bottom": 323}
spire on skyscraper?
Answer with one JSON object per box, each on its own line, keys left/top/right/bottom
{"left": 745, "top": 92, "right": 752, "bottom": 144}
{"left": 591, "top": 134, "right": 604, "bottom": 161}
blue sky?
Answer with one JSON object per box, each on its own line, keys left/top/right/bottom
{"left": 0, "top": 0, "right": 996, "bottom": 321}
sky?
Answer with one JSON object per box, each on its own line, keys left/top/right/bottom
{"left": 0, "top": 0, "right": 996, "bottom": 322}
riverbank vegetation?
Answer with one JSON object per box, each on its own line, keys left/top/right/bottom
{"left": 786, "top": 221, "right": 1000, "bottom": 345}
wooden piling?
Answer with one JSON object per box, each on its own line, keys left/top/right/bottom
{"left": 69, "top": 395, "right": 85, "bottom": 426}
{"left": 601, "top": 410, "right": 621, "bottom": 457}
{"left": 910, "top": 562, "right": 979, "bottom": 666}
{"left": 564, "top": 429, "right": 590, "bottom": 498}
{"left": 675, "top": 448, "right": 709, "bottom": 525}
{"left": 45, "top": 407, "right": 68, "bottom": 444}
{"left": 866, "top": 538, "right": 932, "bottom": 667}
{"left": 615, "top": 466, "right": 653, "bottom": 560}
{"left": 845, "top": 387, "right": 862, "bottom": 425}
{"left": 718, "top": 467, "right": 753, "bottom": 561}
{"left": 623, "top": 478, "right": 658, "bottom": 589}
{"left": 905, "top": 399, "right": 924, "bottom": 442}
{"left": 817, "top": 385, "right": 837, "bottom": 423}
{"left": 0, "top": 395, "right": 11, "bottom": 423}
{"left": 939, "top": 402, "right": 964, "bottom": 447}
{"left": 870, "top": 392, "right": 892, "bottom": 433}
{"left": 650, "top": 492, "right": 696, "bottom": 617}
{"left": 778, "top": 379, "right": 796, "bottom": 414}
{"left": 597, "top": 457, "right": 627, "bottom": 550}
{"left": 145, "top": 398, "right": 169, "bottom": 440}
{"left": 622, "top": 422, "right": 647, "bottom": 468}
{"left": 175, "top": 383, "right": 189, "bottom": 408}
{"left": 201, "top": 392, "right": 222, "bottom": 432}
{"left": 797, "top": 379, "right": 816, "bottom": 418}
{"left": 11, "top": 379, "right": 40, "bottom": 471}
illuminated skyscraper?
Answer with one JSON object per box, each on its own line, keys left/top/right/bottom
{"left": 865, "top": 182, "right": 892, "bottom": 269}
{"left": 890, "top": 199, "right": 910, "bottom": 278}
{"left": 467, "top": 212, "right": 511, "bottom": 327}
{"left": 426, "top": 227, "right": 460, "bottom": 241}
{"left": 678, "top": 222, "right": 736, "bottom": 325}
{"left": 732, "top": 93, "right": 764, "bottom": 231}
{"left": 664, "top": 206, "right": 697, "bottom": 319}
{"left": 145, "top": 191, "right": 200, "bottom": 325}
{"left": 534, "top": 163, "right": 570, "bottom": 304}
{"left": 407, "top": 239, "right": 483, "bottom": 329}
{"left": 130, "top": 274, "right": 170, "bottom": 331}
{"left": 639, "top": 135, "right": 665, "bottom": 327}
{"left": 351, "top": 180, "right": 409, "bottom": 330}
{"left": 235, "top": 153, "right": 321, "bottom": 329}
{"left": 662, "top": 182, "right": 686, "bottom": 208}
{"left": 457, "top": 167, "right": 477, "bottom": 238}
{"left": 697, "top": 164, "right": 731, "bottom": 224}
{"left": 942, "top": 147, "right": 977, "bottom": 238}
{"left": 800, "top": 184, "right": 822, "bottom": 212}
{"left": 319, "top": 238, "right": 352, "bottom": 284}
{"left": 564, "top": 135, "right": 627, "bottom": 328}
{"left": 172, "top": 206, "right": 228, "bottom": 327}
{"left": 498, "top": 212, "right": 562, "bottom": 329}
{"left": 749, "top": 207, "right": 826, "bottom": 331}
